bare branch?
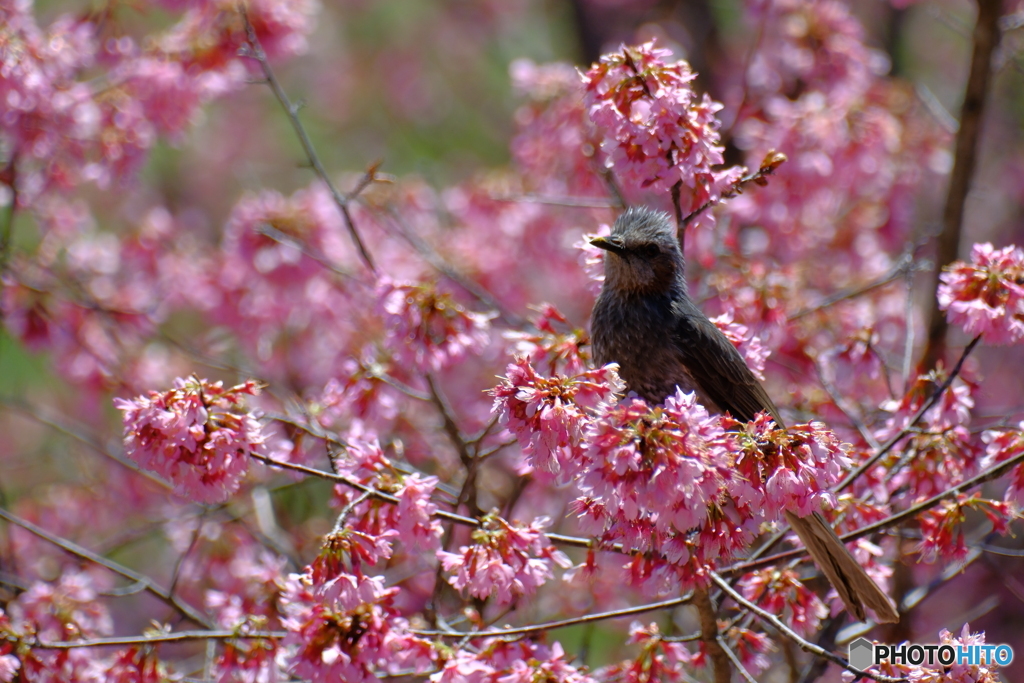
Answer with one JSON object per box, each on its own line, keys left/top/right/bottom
{"left": 0, "top": 508, "right": 213, "bottom": 629}
{"left": 835, "top": 335, "right": 981, "bottom": 493}
{"left": 20, "top": 630, "right": 286, "bottom": 650}
{"left": 709, "top": 572, "right": 907, "bottom": 683}
{"left": 412, "top": 592, "right": 692, "bottom": 639}
{"left": 490, "top": 194, "right": 621, "bottom": 209}
{"left": 727, "top": 443, "right": 1024, "bottom": 576}
{"left": 920, "top": 0, "right": 1002, "bottom": 369}
{"left": 787, "top": 251, "right": 927, "bottom": 321}
{"left": 237, "top": 5, "right": 377, "bottom": 274}
{"left": 718, "top": 635, "right": 759, "bottom": 683}
{"left": 681, "top": 150, "right": 787, "bottom": 229}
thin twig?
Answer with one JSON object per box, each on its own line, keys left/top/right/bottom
{"left": 681, "top": 150, "right": 787, "bottom": 229}
{"left": 490, "top": 194, "right": 621, "bottom": 209}
{"left": 814, "top": 357, "right": 881, "bottom": 450}
{"left": 250, "top": 454, "right": 598, "bottom": 549}
{"left": 0, "top": 508, "right": 213, "bottom": 629}
{"left": 718, "top": 635, "right": 759, "bottom": 683}
{"left": 788, "top": 252, "right": 926, "bottom": 321}
{"left": 168, "top": 514, "right": 205, "bottom": 600}
{"left": 920, "top": 0, "right": 1001, "bottom": 369}
{"left": 20, "top": 630, "right": 286, "bottom": 650}
{"left": 709, "top": 572, "right": 907, "bottom": 683}
{"left": 426, "top": 373, "right": 480, "bottom": 517}
{"left": 332, "top": 492, "right": 371, "bottom": 533}
{"left": 726, "top": 444, "right": 1024, "bottom": 576}
{"left": 0, "top": 398, "right": 172, "bottom": 491}
{"left": 834, "top": 335, "right": 981, "bottom": 493}
{"left": 373, "top": 204, "right": 523, "bottom": 327}
{"left": 253, "top": 224, "right": 358, "bottom": 280}
{"left": 238, "top": 5, "right": 377, "bottom": 274}
{"left": 412, "top": 592, "right": 693, "bottom": 639}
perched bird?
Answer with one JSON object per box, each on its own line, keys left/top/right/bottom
{"left": 590, "top": 206, "right": 899, "bottom": 624}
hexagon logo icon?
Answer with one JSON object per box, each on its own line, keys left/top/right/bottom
{"left": 849, "top": 637, "right": 875, "bottom": 670}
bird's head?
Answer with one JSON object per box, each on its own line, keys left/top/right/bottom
{"left": 590, "top": 207, "right": 685, "bottom": 294}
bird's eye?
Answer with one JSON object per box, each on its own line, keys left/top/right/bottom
{"left": 637, "top": 244, "right": 660, "bottom": 259}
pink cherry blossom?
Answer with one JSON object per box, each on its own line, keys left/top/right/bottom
{"left": 7, "top": 571, "right": 112, "bottom": 641}
{"left": 115, "top": 377, "right": 266, "bottom": 503}
{"left": 581, "top": 41, "right": 744, "bottom": 205}
{"left": 489, "top": 356, "right": 623, "bottom": 475}
{"left": 437, "top": 513, "right": 570, "bottom": 604}
{"left": 595, "top": 622, "right": 693, "bottom": 683}
{"left": 938, "top": 242, "right": 1024, "bottom": 345}
{"left": 0, "top": 652, "right": 19, "bottom": 683}
{"left": 739, "top": 568, "right": 827, "bottom": 637}
{"left": 981, "top": 423, "right": 1024, "bottom": 506}
{"left": 279, "top": 569, "right": 433, "bottom": 683}
{"left": 916, "top": 494, "right": 1012, "bottom": 566}
{"left": 729, "top": 415, "right": 850, "bottom": 518}
{"left": 378, "top": 278, "right": 493, "bottom": 373}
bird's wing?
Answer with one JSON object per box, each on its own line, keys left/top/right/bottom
{"left": 673, "top": 303, "right": 785, "bottom": 427}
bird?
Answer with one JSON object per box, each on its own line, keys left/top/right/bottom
{"left": 589, "top": 206, "right": 899, "bottom": 624}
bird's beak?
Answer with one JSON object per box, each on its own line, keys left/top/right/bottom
{"left": 590, "top": 236, "right": 625, "bottom": 255}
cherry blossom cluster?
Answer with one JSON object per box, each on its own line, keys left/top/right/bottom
{"left": 0, "top": 572, "right": 163, "bottom": 683}
{"left": 875, "top": 369, "right": 981, "bottom": 502}
{"left": 982, "top": 423, "right": 1024, "bottom": 506}
{"left": 938, "top": 242, "right": 1024, "bottom": 345}
{"left": 327, "top": 430, "right": 444, "bottom": 552}
{"left": 378, "top": 278, "right": 494, "bottom": 372}
{"left": 279, "top": 570, "right": 433, "bottom": 683}
{"left": 594, "top": 622, "right": 693, "bottom": 683}
{"left": 432, "top": 639, "right": 593, "bottom": 683}
{"left": 739, "top": 568, "right": 828, "bottom": 638}
{"left": 504, "top": 303, "right": 591, "bottom": 374}
{"left": 581, "top": 41, "right": 745, "bottom": 208}
{"left": 489, "top": 356, "right": 623, "bottom": 475}
{"left": 438, "top": 513, "right": 571, "bottom": 604}
{"left": 115, "top": 377, "right": 266, "bottom": 503}
{"left": 0, "top": 0, "right": 314, "bottom": 203}
{"left": 572, "top": 392, "right": 850, "bottom": 581}
{"left": 916, "top": 494, "right": 1014, "bottom": 566}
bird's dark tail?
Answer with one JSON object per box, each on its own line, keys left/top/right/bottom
{"left": 784, "top": 510, "right": 900, "bottom": 624}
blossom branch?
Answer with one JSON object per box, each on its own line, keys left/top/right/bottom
{"left": 718, "top": 635, "right": 759, "bottom": 683}
{"left": 727, "top": 443, "right": 1024, "bottom": 575}
{"left": 238, "top": 5, "right": 377, "bottom": 274}
{"left": 709, "top": 572, "right": 906, "bottom": 683}
{"left": 0, "top": 508, "right": 213, "bottom": 629}
{"left": 373, "top": 203, "right": 524, "bottom": 327}
{"left": 742, "top": 338, "right": 980, "bottom": 567}
{"left": 411, "top": 593, "right": 693, "bottom": 639}
{"left": 787, "top": 250, "right": 927, "bottom": 321}
{"left": 920, "top": 0, "right": 1002, "bottom": 369}
{"left": 680, "top": 150, "right": 787, "bottom": 229}
{"left": 19, "top": 630, "right": 287, "bottom": 650}
{"left": 835, "top": 335, "right": 982, "bottom": 493}
{"left": 250, "top": 453, "right": 596, "bottom": 547}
